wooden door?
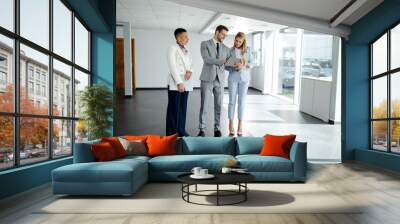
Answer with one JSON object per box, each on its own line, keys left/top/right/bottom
{"left": 116, "top": 38, "right": 136, "bottom": 92}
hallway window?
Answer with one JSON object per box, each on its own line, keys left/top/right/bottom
{"left": 301, "top": 31, "right": 334, "bottom": 80}
{"left": 277, "top": 28, "right": 297, "bottom": 100}
{"left": 0, "top": 0, "right": 91, "bottom": 170}
{"left": 252, "top": 32, "right": 263, "bottom": 66}
{"left": 370, "top": 23, "right": 400, "bottom": 153}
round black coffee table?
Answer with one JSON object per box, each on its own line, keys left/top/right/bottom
{"left": 177, "top": 173, "right": 255, "bottom": 206}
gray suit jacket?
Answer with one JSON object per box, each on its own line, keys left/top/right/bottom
{"left": 200, "top": 39, "right": 231, "bottom": 83}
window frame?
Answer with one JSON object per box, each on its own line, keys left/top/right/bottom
{"left": 370, "top": 20, "right": 400, "bottom": 154}
{"left": 0, "top": 0, "right": 92, "bottom": 171}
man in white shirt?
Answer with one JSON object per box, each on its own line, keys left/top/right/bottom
{"left": 166, "top": 28, "right": 193, "bottom": 136}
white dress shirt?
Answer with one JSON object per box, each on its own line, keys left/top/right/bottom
{"left": 166, "top": 44, "right": 193, "bottom": 91}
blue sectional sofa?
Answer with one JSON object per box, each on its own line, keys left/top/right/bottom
{"left": 52, "top": 137, "right": 307, "bottom": 196}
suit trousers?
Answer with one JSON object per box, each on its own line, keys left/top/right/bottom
{"left": 199, "top": 78, "right": 224, "bottom": 131}
{"left": 166, "top": 90, "right": 189, "bottom": 136}
{"left": 228, "top": 80, "right": 249, "bottom": 120}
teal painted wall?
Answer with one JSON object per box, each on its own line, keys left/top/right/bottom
{"left": 91, "top": 0, "right": 116, "bottom": 135}
{"left": 0, "top": 158, "right": 72, "bottom": 199}
{"left": 0, "top": 0, "right": 116, "bottom": 200}
{"left": 344, "top": 0, "right": 400, "bottom": 171}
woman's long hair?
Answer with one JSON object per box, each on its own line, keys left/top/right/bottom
{"left": 234, "top": 32, "right": 247, "bottom": 55}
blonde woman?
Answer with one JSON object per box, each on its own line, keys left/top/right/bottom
{"left": 226, "top": 32, "right": 252, "bottom": 136}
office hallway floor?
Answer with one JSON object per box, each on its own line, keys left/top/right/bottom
{"left": 116, "top": 89, "right": 341, "bottom": 162}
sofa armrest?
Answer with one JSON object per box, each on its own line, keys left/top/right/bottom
{"left": 73, "top": 140, "right": 100, "bottom": 163}
{"left": 289, "top": 141, "right": 307, "bottom": 181}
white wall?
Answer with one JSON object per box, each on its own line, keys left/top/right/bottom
{"left": 120, "top": 28, "right": 234, "bottom": 88}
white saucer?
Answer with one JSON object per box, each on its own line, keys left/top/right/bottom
{"left": 190, "top": 174, "right": 215, "bottom": 179}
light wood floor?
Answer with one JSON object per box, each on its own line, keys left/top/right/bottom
{"left": 1, "top": 162, "right": 400, "bottom": 224}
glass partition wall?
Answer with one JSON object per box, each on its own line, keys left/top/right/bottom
{"left": 254, "top": 28, "right": 337, "bottom": 104}
{"left": 0, "top": 0, "right": 91, "bottom": 170}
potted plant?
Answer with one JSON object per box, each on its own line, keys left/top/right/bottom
{"left": 79, "top": 84, "right": 113, "bottom": 140}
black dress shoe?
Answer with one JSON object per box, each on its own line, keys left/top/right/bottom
{"left": 214, "top": 130, "right": 222, "bottom": 137}
{"left": 197, "top": 130, "right": 205, "bottom": 137}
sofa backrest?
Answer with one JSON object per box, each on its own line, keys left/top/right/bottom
{"left": 236, "top": 137, "right": 263, "bottom": 155}
{"left": 180, "top": 137, "right": 236, "bottom": 155}
{"left": 73, "top": 139, "right": 100, "bottom": 163}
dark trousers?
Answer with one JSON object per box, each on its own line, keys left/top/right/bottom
{"left": 166, "top": 90, "right": 189, "bottom": 136}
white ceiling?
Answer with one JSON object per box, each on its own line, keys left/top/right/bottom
{"left": 117, "top": 0, "right": 384, "bottom": 37}
{"left": 221, "top": 0, "right": 382, "bottom": 26}
{"left": 223, "top": 0, "right": 352, "bottom": 24}
{"left": 203, "top": 14, "right": 286, "bottom": 34}
{"left": 117, "top": 0, "right": 215, "bottom": 32}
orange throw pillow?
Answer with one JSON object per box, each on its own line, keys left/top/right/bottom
{"left": 91, "top": 142, "right": 117, "bottom": 161}
{"left": 101, "top": 137, "right": 127, "bottom": 158}
{"left": 146, "top": 134, "right": 177, "bottom": 157}
{"left": 260, "top": 134, "right": 296, "bottom": 159}
{"left": 124, "top": 135, "right": 148, "bottom": 141}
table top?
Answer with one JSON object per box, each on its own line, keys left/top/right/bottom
{"left": 177, "top": 172, "right": 255, "bottom": 185}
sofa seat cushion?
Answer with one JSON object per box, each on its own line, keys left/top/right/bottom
{"left": 236, "top": 155, "right": 293, "bottom": 172}
{"left": 117, "top": 155, "right": 150, "bottom": 162}
{"left": 53, "top": 159, "right": 147, "bottom": 183}
{"left": 149, "top": 154, "right": 235, "bottom": 172}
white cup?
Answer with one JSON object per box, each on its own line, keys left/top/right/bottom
{"left": 200, "top": 169, "right": 208, "bottom": 176}
{"left": 191, "top": 167, "right": 202, "bottom": 176}
{"left": 221, "top": 167, "right": 232, "bottom": 174}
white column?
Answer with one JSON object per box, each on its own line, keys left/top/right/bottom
{"left": 271, "top": 30, "right": 280, "bottom": 95}
{"left": 121, "top": 22, "right": 133, "bottom": 96}
{"left": 263, "top": 31, "right": 275, "bottom": 94}
{"left": 293, "top": 29, "right": 304, "bottom": 105}
{"left": 329, "top": 36, "right": 342, "bottom": 122}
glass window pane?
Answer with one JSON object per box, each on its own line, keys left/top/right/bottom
{"left": 301, "top": 31, "right": 333, "bottom": 80}
{"left": 20, "top": 44, "right": 49, "bottom": 115}
{"left": 20, "top": 0, "right": 49, "bottom": 49}
{"left": 53, "top": 0, "right": 72, "bottom": 60}
{"left": 20, "top": 117, "right": 49, "bottom": 165}
{"left": 0, "top": 0, "right": 14, "bottom": 31}
{"left": 372, "top": 121, "right": 388, "bottom": 151}
{"left": 391, "top": 72, "right": 400, "bottom": 118}
{"left": 75, "top": 120, "right": 88, "bottom": 143}
{"left": 53, "top": 119, "right": 72, "bottom": 157}
{"left": 74, "top": 69, "right": 89, "bottom": 118}
{"left": 372, "top": 76, "right": 387, "bottom": 119}
{"left": 372, "top": 33, "right": 387, "bottom": 76}
{"left": 75, "top": 18, "right": 89, "bottom": 70}
{"left": 278, "top": 28, "right": 297, "bottom": 101}
{"left": 0, "top": 116, "right": 14, "bottom": 170}
{"left": 252, "top": 33, "right": 262, "bottom": 66}
{"left": 391, "top": 120, "right": 400, "bottom": 153}
{"left": 0, "top": 35, "right": 14, "bottom": 112}
{"left": 391, "top": 24, "right": 400, "bottom": 70}
{"left": 53, "top": 59, "right": 72, "bottom": 117}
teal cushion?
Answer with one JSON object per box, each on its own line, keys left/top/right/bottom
{"left": 149, "top": 154, "right": 235, "bottom": 172}
{"left": 73, "top": 139, "right": 100, "bottom": 163}
{"left": 181, "top": 137, "right": 236, "bottom": 155}
{"left": 236, "top": 155, "right": 293, "bottom": 172}
{"left": 53, "top": 159, "right": 147, "bottom": 183}
{"left": 236, "top": 137, "right": 263, "bottom": 155}
{"left": 117, "top": 155, "right": 150, "bottom": 163}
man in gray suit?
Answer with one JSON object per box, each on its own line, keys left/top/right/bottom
{"left": 198, "top": 25, "right": 231, "bottom": 137}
